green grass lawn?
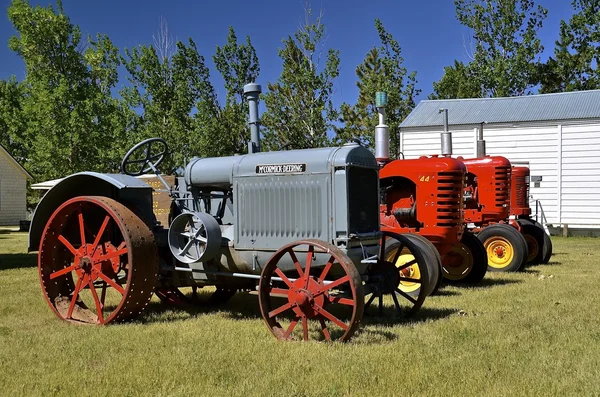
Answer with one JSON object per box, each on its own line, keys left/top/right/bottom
{"left": 1, "top": 229, "right": 599, "bottom": 396}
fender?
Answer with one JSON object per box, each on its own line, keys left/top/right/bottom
{"left": 29, "top": 172, "right": 154, "bottom": 252}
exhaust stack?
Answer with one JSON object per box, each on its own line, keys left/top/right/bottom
{"left": 476, "top": 122, "right": 486, "bottom": 157}
{"left": 375, "top": 91, "right": 390, "bottom": 163}
{"left": 439, "top": 108, "right": 452, "bottom": 156}
{"left": 244, "top": 83, "right": 262, "bottom": 154}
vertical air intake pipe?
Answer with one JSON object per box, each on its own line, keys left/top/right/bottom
{"left": 244, "top": 83, "right": 262, "bottom": 154}
{"left": 375, "top": 91, "right": 390, "bottom": 163}
{"left": 477, "top": 122, "right": 487, "bottom": 157}
{"left": 439, "top": 108, "right": 452, "bottom": 156}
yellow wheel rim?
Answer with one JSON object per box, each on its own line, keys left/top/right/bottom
{"left": 385, "top": 249, "right": 421, "bottom": 293}
{"left": 524, "top": 234, "right": 539, "bottom": 263}
{"left": 484, "top": 237, "right": 515, "bottom": 269}
{"left": 441, "top": 243, "right": 473, "bottom": 281}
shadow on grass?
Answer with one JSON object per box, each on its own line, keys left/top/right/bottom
{"left": 0, "top": 253, "right": 37, "bottom": 271}
{"left": 448, "top": 277, "right": 523, "bottom": 289}
{"left": 138, "top": 290, "right": 458, "bottom": 339}
{"left": 431, "top": 288, "right": 461, "bottom": 297}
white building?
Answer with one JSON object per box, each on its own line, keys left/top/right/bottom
{"left": 398, "top": 90, "right": 600, "bottom": 235}
{"left": 0, "top": 144, "right": 31, "bottom": 226}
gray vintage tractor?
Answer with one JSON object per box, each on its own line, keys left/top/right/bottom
{"left": 29, "top": 84, "right": 436, "bottom": 342}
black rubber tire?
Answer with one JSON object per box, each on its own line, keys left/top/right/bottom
{"left": 458, "top": 231, "right": 488, "bottom": 284}
{"left": 517, "top": 220, "right": 545, "bottom": 265}
{"left": 384, "top": 237, "right": 435, "bottom": 299}
{"left": 403, "top": 233, "right": 443, "bottom": 295}
{"left": 477, "top": 224, "right": 528, "bottom": 272}
{"left": 541, "top": 232, "right": 553, "bottom": 264}
{"left": 531, "top": 221, "right": 553, "bottom": 264}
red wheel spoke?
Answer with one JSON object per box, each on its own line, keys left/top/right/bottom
{"left": 91, "top": 215, "right": 110, "bottom": 252}
{"left": 395, "top": 288, "right": 418, "bottom": 305}
{"left": 100, "top": 281, "right": 107, "bottom": 307}
{"left": 96, "top": 247, "right": 128, "bottom": 263}
{"left": 288, "top": 250, "right": 303, "bottom": 278}
{"left": 304, "top": 245, "right": 314, "bottom": 287}
{"left": 302, "top": 316, "right": 309, "bottom": 341}
{"left": 78, "top": 213, "right": 86, "bottom": 247}
{"left": 316, "top": 275, "right": 350, "bottom": 296}
{"left": 66, "top": 275, "right": 85, "bottom": 319}
{"left": 329, "top": 296, "right": 355, "bottom": 306}
{"left": 274, "top": 268, "right": 294, "bottom": 288}
{"left": 97, "top": 271, "right": 125, "bottom": 296}
{"left": 58, "top": 235, "right": 81, "bottom": 258}
{"left": 398, "top": 277, "right": 422, "bottom": 283}
{"left": 269, "top": 287, "right": 290, "bottom": 298}
{"left": 397, "top": 259, "right": 417, "bottom": 272}
{"left": 268, "top": 302, "right": 294, "bottom": 318}
{"left": 283, "top": 317, "right": 299, "bottom": 338}
{"left": 49, "top": 263, "right": 77, "bottom": 280}
{"left": 319, "top": 316, "right": 331, "bottom": 341}
{"left": 318, "top": 256, "right": 334, "bottom": 282}
{"left": 88, "top": 277, "right": 104, "bottom": 324}
{"left": 314, "top": 303, "right": 348, "bottom": 330}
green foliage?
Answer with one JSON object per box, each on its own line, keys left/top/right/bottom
{"left": 539, "top": 0, "right": 600, "bottom": 93}
{"left": 121, "top": 30, "right": 215, "bottom": 169}
{"left": 429, "top": 60, "right": 481, "bottom": 99}
{"left": 335, "top": 19, "right": 418, "bottom": 157}
{"left": 433, "top": 0, "right": 547, "bottom": 99}
{"left": 201, "top": 26, "right": 260, "bottom": 157}
{"left": 0, "top": 77, "right": 26, "bottom": 160}
{"left": 261, "top": 8, "right": 340, "bottom": 150}
{"left": 5, "top": 0, "right": 125, "bottom": 181}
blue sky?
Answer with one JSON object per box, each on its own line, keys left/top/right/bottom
{"left": 0, "top": 0, "right": 575, "bottom": 106}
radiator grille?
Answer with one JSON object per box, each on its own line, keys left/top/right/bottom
{"left": 436, "top": 171, "right": 463, "bottom": 228}
{"left": 239, "top": 178, "right": 323, "bottom": 239}
{"left": 514, "top": 175, "right": 529, "bottom": 208}
{"left": 347, "top": 167, "right": 379, "bottom": 234}
{"left": 494, "top": 166, "right": 511, "bottom": 208}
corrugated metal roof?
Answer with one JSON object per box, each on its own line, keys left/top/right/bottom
{"left": 400, "top": 90, "right": 600, "bottom": 128}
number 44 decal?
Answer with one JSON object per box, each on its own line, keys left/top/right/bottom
{"left": 419, "top": 175, "right": 433, "bottom": 182}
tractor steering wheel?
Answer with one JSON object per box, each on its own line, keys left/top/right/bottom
{"left": 120, "top": 138, "right": 169, "bottom": 176}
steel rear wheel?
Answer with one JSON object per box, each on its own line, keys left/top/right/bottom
{"left": 38, "top": 196, "right": 158, "bottom": 324}
{"left": 259, "top": 240, "right": 364, "bottom": 342}
{"left": 477, "top": 224, "right": 528, "bottom": 272}
{"left": 442, "top": 231, "right": 487, "bottom": 284}
{"left": 532, "top": 220, "right": 553, "bottom": 264}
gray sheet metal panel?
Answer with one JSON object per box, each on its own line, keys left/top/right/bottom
{"left": 28, "top": 172, "right": 153, "bottom": 252}
{"left": 235, "top": 173, "right": 331, "bottom": 250}
{"left": 185, "top": 156, "right": 242, "bottom": 189}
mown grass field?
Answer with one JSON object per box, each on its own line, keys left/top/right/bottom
{"left": 1, "top": 228, "right": 599, "bottom": 396}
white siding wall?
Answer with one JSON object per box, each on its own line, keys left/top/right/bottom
{"left": 0, "top": 151, "right": 28, "bottom": 226}
{"left": 561, "top": 124, "right": 600, "bottom": 226}
{"left": 400, "top": 121, "right": 600, "bottom": 229}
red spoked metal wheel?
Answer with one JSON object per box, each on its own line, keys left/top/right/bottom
{"left": 38, "top": 196, "right": 158, "bottom": 324}
{"left": 259, "top": 239, "right": 364, "bottom": 342}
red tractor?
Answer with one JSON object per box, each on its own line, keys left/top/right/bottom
{"left": 379, "top": 156, "right": 488, "bottom": 290}
{"left": 374, "top": 98, "right": 486, "bottom": 296}
{"left": 460, "top": 156, "right": 530, "bottom": 272}
{"left": 509, "top": 165, "right": 552, "bottom": 264}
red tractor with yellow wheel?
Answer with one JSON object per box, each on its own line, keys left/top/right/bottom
{"left": 379, "top": 156, "right": 488, "bottom": 287}
{"left": 509, "top": 165, "right": 552, "bottom": 264}
{"left": 460, "top": 156, "right": 530, "bottom": 272}
{"left": 373, "top": 95, "right": 487, "bottom": 293}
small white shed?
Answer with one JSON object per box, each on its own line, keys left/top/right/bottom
{"left": 398, "top": 90, "right": 600, "bottom": 235}
{"left": 0, "top": 144, "right": 31, "bottom": 226}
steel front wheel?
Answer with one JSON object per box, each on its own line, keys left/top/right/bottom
{"left": 259, "top": 240, "right": 364, "bottom": 342}
{"left": 532, "top": 221, "right": 553, "bottom": 264}
{"left": 38, "top": 196, "right": 159, "bottom": 324}
{"left": 442, "top": 231, "right": 488, "bottom": 284}
{"left": 477, "top": 224, "right": 528, "bottom": 272}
